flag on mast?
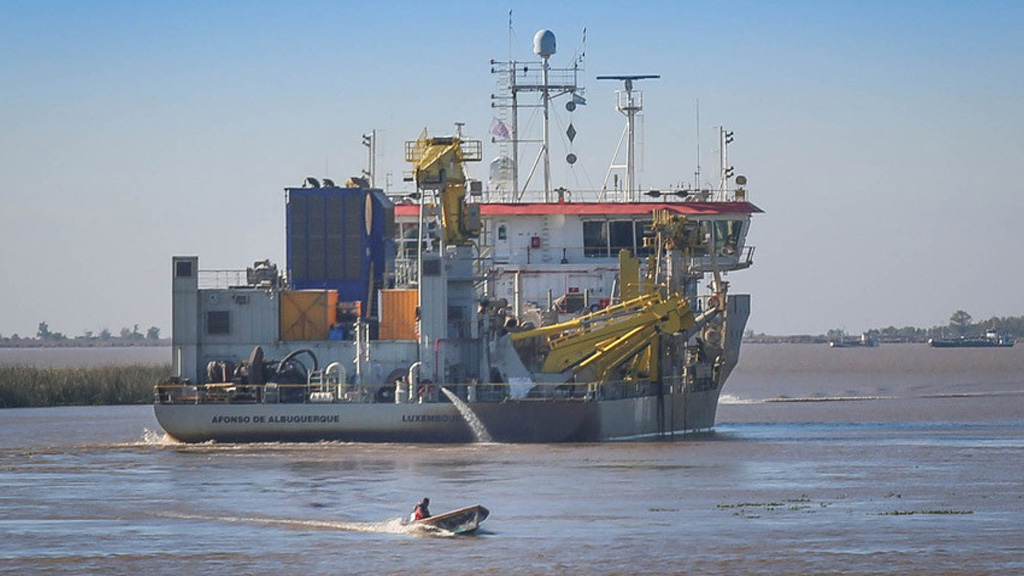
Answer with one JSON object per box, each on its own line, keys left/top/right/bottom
{"left": 490, "top": 117, "right": 512, "bottom": 140}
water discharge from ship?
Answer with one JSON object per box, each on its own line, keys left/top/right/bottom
{"left": 440, "top": 387, "right": 495, "bottom": 443}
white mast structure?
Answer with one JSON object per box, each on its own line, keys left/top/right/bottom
{"left": 597, "top": 75, "right": 659, "bottom": 202}
{"left": 537, "top": 30, "right": 554, "bottom": 201}
{"left": 490, "top": 28, "right": 584, "bottom": 202}
{"left": 719, "top": 126, "right": 734, "bottom": 199}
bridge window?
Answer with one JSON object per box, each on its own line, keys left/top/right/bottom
{"left": 583, "top": 221, "right": 608, "bottom": 257}
{"left": 634, "top": 222, "right": 653, "bottom": 256}
{"left": 609, "top": 221, "right": 634, "bottom": 256}
{"left": 710, "top": 220, "right": 744, "bottom": 255}
{"left": 585, "top": 220, "right": 648, "bottom": 258}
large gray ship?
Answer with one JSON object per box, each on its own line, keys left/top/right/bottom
{"left": 154, "top": 30, "right": 762, "bottom": 443}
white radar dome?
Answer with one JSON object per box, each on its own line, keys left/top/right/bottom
{"left": 533, "top": 29, "right": 556, "bottom": 57}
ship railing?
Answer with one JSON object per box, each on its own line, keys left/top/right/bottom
{"left": 198, "top": 269, "right": 249, "bottom": 289}
{"left": 410, "top": 375, "right": 708, "bottom": 403}
{"left": 483, "top": 243, "right": 754, "bottom": 270}
{"left": 153, "top": 381, "right": 375, "bottom": 405}
{"left": 154, "top": 374, "right": 709, "bottom": 405}
{"left": 490, "top": 59, "right": 583, "bottom": 92}
{"left": 480, "top": 187, "right": 750, "bottom": 204}
{"left": 486, "top": 244, "right": 653, "bottom": 266}
{"left": 394, "top": 258, "right": 418, "bottom": 286}
{"left": 687, "top": 245, "right": 756, "bottom": 272}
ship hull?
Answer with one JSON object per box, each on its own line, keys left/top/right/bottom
{"left": 153, "top": 388, "right": 721, "bottom": 444}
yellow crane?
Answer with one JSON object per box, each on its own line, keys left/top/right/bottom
{"left": 405, "top": 130, "right": 482, "bottom": 246}
{"left": 510, "top": 246, "right": 700, "bottom": 384}
{"left": 511, "top": 289, "right": 696, "bottom": 383}
{"left": 509, "top": 211, "right": 728, "bottom": 386}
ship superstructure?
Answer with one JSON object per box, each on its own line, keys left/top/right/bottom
{"left": 154, "top": 29, "right": 762, "bottom": 443}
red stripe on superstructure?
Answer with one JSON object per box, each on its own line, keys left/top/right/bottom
{"left": 394, "top": 201, "right": 763, "bottom": 217}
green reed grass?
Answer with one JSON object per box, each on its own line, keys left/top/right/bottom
{"left": 0, "top": 364, "right": 173, "bottom": 408}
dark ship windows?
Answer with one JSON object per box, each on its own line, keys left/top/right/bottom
{"left": 608, "top": 221, "right": 634, "bottom": 256}
{"left": 584, "top": 220, "right": 647, "bottom": 258}
{"left": 206, "top": 311, "right": 230, "bottom": 335}
{"left": 175, "top": 260, "right": 193, "bottom": 278}
{"left": 708, "top": 220, "right": 744, "bottom": 256}
{"left": 634, "top": 222, "right": 653, "bottom": 256}
{"left": 583, "top": 221, "right": 608, "bottom": 257}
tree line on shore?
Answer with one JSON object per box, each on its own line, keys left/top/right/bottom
{"left": 0, "top": 322, "right": 165, "bottom": 347}
{"left": 746, "top": 310, "right": 1024, "bottom": 344}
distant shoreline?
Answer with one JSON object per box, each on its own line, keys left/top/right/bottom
{"left": 3, "top": 336, "right": 1017, "bottom": 349}
{"left": 0, "top": 339, "right": 170, "bottom": 349}
{"left": 742, "top": 336, "right": 926, "bottom": 345}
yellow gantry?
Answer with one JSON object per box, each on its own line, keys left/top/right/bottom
{"left": 510, "top": 290, "right": 696, "bottom": 382}
{"left": 405, "top": 130, "right": 483, "bottom": 246}
{"left": 507, "top": 212, "right": 726, "bottom": 386}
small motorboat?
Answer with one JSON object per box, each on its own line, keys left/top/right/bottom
{"left": 413, "top": 505, "right": 490, "bottom": 534}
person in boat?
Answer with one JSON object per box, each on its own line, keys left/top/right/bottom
{"left": 412, "top": 497, "right": 431, "bottom": 521}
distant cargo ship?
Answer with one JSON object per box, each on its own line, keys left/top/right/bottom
{"left": 829, "top": 332, "right": 879, "bottom": 348}
{"left": 928, "top": 330, "right": 1015, "bottom": 348}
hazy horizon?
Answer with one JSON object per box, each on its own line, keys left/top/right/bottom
{"left": 2, "top": 1, "right": 1022, "bottom": 337}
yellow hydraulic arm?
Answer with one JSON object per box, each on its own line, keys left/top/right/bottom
{"left": 405, "top": 130, "right": 483, "bottom": 246}
{"left": 510, "top": 290, "right": 696, "bottom": 382}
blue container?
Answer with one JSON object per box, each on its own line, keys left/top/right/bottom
{"left": 285, "top": 186, "right": 394, "bottom": 316}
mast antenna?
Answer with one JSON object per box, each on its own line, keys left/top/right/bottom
{"left": 597, "top": 74, "right": 660, "bottom": 202}
{"left": 695, "top": 99, "right": 701, "bottom": 195}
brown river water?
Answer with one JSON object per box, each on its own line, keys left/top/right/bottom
{"left": 0, "top": 344, "right": 1021, "bottom": 575}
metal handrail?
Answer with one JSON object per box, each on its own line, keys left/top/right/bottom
{"left": 153, "top": 372, "right": 711, "bottom": 406}
{"left": 198, "top": 269, "right": 248, "bottom": 289}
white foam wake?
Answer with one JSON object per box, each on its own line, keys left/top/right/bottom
{"left": 719, "top": 394, "right": 762, "bottom": 405}
{"left": 157, "top": 512, "right": 455, "bottom": 537}
{"left": 140, "top": 427, "right": 180, "bottom": 445}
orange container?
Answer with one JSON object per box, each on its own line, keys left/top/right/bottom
{"left": 378, "top": 289, "right": 418, "bottom": 340}
{"left": 279, "top": 290, "right": 338, "bottom": 341}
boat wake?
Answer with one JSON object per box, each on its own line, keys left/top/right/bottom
{"left": 719, "top": 394, "right": 763, "bottom": 405}
{"left": 763, "top": 395, "right": 897, "bottom": 403}
{"left": 157, "top": 512, "right": 457, "bottom": 537}
{"left": 725, "top": 390, "right": 1024, "bottom": 406}
{"left": 139, "top": 427, "right": 180, "bottom": 446}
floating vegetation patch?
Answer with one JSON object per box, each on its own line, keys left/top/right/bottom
{"left": 717, "top": 501, "right": 800, "bottom": 519}
{"left": 718, "top": 495, "right": 815, "bottom": 513}
{"left": 717, "top": 493, "right": 975, "bottom": 520}
{"left": 877, "top": 509, "right": 974, "bottom": 516}
{"left": 717, "top": 502, "right": 785, "bottom": 510}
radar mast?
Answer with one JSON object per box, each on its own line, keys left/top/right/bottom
{"left": 490, "top": 27, "right": 585, "bottom": 202}
{"left": 596, "top": 75, "right": 659, "bottom": 202}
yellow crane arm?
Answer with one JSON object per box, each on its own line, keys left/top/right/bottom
{"left": 511, "top": 291, "right": 696, "bottom": 382}
{"left": 540, "top": 298, "right": 688, "bottom": 374}
{"left": 405, "top": 131, "right": 482, "bottom": 246}
{"left": 510, "top": 293, "right": 661, "bottom": 342}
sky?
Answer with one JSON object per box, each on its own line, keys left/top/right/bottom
{"left": 2, "top": 0, "right": 1023, "bottom": 337}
